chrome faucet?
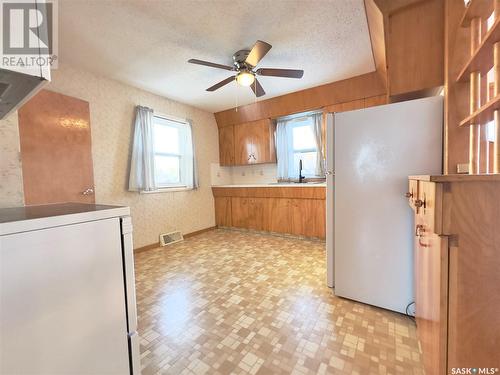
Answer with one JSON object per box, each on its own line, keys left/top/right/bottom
{"left": 298, "top": 159, "right": 305, "bottom": 183}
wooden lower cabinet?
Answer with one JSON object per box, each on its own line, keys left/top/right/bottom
{"left": 290, "top": 199, "right": 326, "bottom": 238}
{"left": 414, "top": 214, "right": 448, "bottom": 375}
{"left": 231, "top": 197, "right": 268, "bottom": 231}
{"left": 213, "top": 187, "right": 325, "bottom": 239}
{"left": 214, "top": 197, "right": 232, "bottom": 227}
{"left": 267, "top": 198, "right": 291, "bottom": 234}
{"left": 409, "top": 175, "right": 500, "bottom": 375}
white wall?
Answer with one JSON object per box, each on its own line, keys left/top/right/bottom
{"left": 0, "top": 64, "right": 219, "bottom": 248}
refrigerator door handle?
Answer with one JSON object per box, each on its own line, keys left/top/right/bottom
{"left": 120, "top": 216, "right": 137, "bottom": 333}
{"left": 128, "top": 331, "right": 140, "bottom": 375}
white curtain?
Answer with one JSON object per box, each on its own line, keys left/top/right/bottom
{"left": 312, "top": 113, "right": 325, "bottom": 177}
{"left": 276, "top": 118, "right": 291, "bottom": 179}
{"left": 186, "top": 119, "right": 199, "bottom": 189}
{"left": 128, "top": 106, "right": 156, "bottom": 192}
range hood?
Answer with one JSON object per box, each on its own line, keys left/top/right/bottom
{"left": 0, "top": 0, "right": 52, "bottom": 119}
{"left": 0, "top": 68, "right": 49, "bottom": 120}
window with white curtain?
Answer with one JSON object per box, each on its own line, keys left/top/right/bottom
{"left": 152, "top": 115, "right": 194, "bottom": 188}
{"left": 276, "top": 112, "right": 324, "bottom": 180}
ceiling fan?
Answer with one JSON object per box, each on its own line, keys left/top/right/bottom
{"left": 188, "top": 40, "right": 304, "bottom": 98}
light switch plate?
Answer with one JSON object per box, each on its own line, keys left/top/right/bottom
{"left": 457, "top": 163, "right": 469, "bottom": 174}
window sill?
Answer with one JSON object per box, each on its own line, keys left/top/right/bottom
{"left": 140, "top": 186, "right": 192, "bottom": 194}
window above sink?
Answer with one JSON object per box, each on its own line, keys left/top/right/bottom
{"left": 275, "top": 111, "right": 325, "bottom": 180}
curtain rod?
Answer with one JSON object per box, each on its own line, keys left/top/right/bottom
{"left": 275, "top": 109, "right": 323, "bottom": 122}
{"left": 154, "top": 112, "right": 188, "bottom": 125}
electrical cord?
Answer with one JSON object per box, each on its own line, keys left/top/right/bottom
{"left": 405, "top": 301, "right": 416, "bottom": 323}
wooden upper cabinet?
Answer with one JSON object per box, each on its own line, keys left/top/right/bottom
{"left": 233, "top": 119, "right": 276, "bottom": 165}
{"left": 218, "top": 125, "right": 234, "bottom": 166}
{"left": 386, "top": 0, "right": 444, "bottom": 96}
{"left": 234, "top": 122, "right": 254, "bottom": 165}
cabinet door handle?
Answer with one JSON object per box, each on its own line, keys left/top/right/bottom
{"left": 81, "top": 187, "right": 94, "bottom": 195}
{"left": 418, "top": 237, "right": 430, "bottom": 248}
{"left": 414, "top": 199, "right": 425, "bottom": 208}
{"left": 405, "top": 192, "right": 413, "bottom": 198}
{"left": 415, "top": 224, "right": 424, "bottom": 237}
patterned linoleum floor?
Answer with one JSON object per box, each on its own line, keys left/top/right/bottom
{"left": 134, "top": 229, "right": 424, "bottom": 375}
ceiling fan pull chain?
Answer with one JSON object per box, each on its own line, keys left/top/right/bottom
{"left": 254, "top": 81, "right": 257, "bottom": 104}
{"left": 235, "top": 83, "right": 239, "bottom": 112}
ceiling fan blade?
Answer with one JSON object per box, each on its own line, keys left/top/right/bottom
{"left": 245, "top": 40, "right": 272, "bottom": 67}
{"left": 188, "top": 59, "right": 234, "bottom": 71}
{"left": 250, "top": 78, "right": 265, "bottom": 97}
{"left": 256, "top": 68, "right": 304, "bottom": 78}
{"left": 206, "top": 76, "right": 235, "bottom": 92}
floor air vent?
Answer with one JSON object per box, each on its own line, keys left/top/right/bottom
{"left": 159, "top": 231, "right": 184, "bottom": 246}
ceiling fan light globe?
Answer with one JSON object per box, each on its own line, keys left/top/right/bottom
{"left": 236, "top": 72, "right": 255, "bottom": 87}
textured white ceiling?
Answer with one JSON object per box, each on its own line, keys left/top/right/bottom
{"left": 58, "top": 0, "right": 375, "bottom": 113}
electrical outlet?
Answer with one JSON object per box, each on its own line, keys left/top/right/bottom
{"left": 457, "top": 163, "right": 469, "bottom": 174}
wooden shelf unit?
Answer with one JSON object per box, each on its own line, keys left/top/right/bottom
{"left": 459, "top": 0, "right": 500, "bottom": 174}
{"left": 460, "top": 0, "right": 494, "bottom": 26}
{"left": 459, "top": 94, "right": 500, "bottom": 126}
{"left": 456, "top": 17, "right": 500, "bottom": 82}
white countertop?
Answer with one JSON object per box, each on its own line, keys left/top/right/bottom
{"left": 212, "top": 183, "right": 326, "bottom": 188}
{"left": 0, "top": 203, "right": 130, "bottom": 236}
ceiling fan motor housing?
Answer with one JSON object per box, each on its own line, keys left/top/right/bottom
{"left": 233, "top": 49, "right": 252, "bottom": 69}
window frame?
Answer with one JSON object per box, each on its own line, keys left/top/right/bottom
{"left": 151, "top": 114, "right": 192, "bottom": 190}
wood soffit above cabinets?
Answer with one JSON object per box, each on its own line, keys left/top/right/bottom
{"left": 364, "top": 0, "right": 387, "bottom": 89}
{"left": 214, "top": 72, "right": 386, "bottom": 128}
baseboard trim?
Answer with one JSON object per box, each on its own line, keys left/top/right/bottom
{"left": 134, "top": 242, "right": 160, "bottom": 253}
{"left": 184, "top": 226, "right": 217, "bottom": 239}
{"left": 134, "top": 226, "right": 217, "bottom": 253}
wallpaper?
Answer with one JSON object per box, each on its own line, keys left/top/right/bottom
{"left": 0, "top": 64, "right": 219, "bottom": 248}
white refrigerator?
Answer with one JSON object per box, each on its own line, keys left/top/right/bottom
{"left": 326, "top": 96, "right": 443, "bottom": 313}
{"left": 0, "top": 203, "right": 140, "bottom": 374}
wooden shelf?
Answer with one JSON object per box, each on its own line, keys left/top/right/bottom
{"left": 459, "top": 94, "right": 500, "bottom": 126}
{"left": 460, "top": 0, "right": 494, "bottom": 27}
{"left": 457, "top": 17, "right": 500, "bottom": 82}
{"left": 409, "top": 174, "right": 500, "bottom": 182}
